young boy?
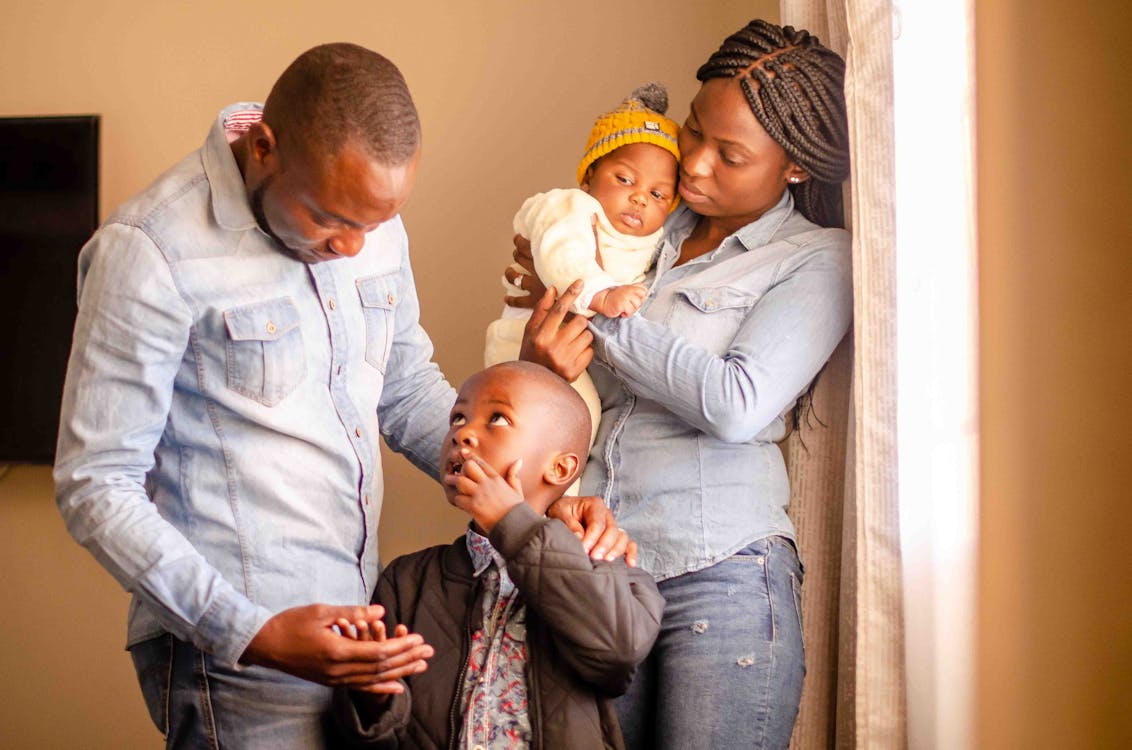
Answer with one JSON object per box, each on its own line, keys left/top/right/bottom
{"left": 332, "top": 361, "right": 664, "bottom": 749}
{"left": 484, "top": 84, "right": 680, "bottom": 446}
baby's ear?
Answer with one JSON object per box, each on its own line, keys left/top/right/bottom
{"left": 580, "top": 167, "right": 595, "bottom": 193}
{"left": 543, "top": 452, "right": 581, "bottom": 488}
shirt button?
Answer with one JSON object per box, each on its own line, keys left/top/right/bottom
{"left": 364, "top": 494, "right": 370, "bottom": 505}
{"left": 336, "top": 365, "right": 342, "bottom": 376}
{"left": 328, "top": 298, "right": 336, "bottom": 310}
{"left": 265, "top": 321, "right": 276, "bottom": 334}
{"left": 355, "top": 427, "right": 362, "bottom": 438}
{"left": 386, "top": 293, "right": 395, "bottom": 305}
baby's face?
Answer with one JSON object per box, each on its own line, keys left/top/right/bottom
{"left": 440, "top": 368, "right": 557, "bottom": 509}
{"left": 582, "top": 142, "right": 677, "bottom": 237}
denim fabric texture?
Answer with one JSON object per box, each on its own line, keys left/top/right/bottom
{"left": 53, "top": 104, "right": 456, "bottom": 680}
{"left": 130, "top": 634, "right": 338, "bottom": 749}
{"left": 584, "top": 194, "right": 852, "bottom": 581}
{"left": 616, "top": 537, "right": 806, "bottom": 749}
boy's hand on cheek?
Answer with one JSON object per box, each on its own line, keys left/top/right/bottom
{"left": 447, "top": 450, "right": 524, "bottom": 532}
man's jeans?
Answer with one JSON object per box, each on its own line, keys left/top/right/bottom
{"left": 617, "top": 536, "right": 806, "bottom": 749}
{"left": 130, "top": 634, "right": 337, "bottom": 749}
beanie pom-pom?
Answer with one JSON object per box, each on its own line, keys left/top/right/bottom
{"left": 629, "top": 82, "right": 669, "bottom": 115}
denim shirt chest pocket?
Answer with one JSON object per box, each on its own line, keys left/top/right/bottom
{"left": 223, "top": 296, "right": 306, "bottom": 407}
{"left": 356, "top": 273, "right": 398, "bottom": 373}
{"left": 669, "top": 285, "right": 760, "bottom": 355}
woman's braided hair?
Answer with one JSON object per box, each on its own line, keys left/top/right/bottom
{"left": 697, "top": 20, "right": 850, "bottom": 228}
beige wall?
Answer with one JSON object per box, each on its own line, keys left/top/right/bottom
{"left": 976, "top": 1, "right": 1132, "bottom": 748}
{"left": 0, "top": 2, "right": 772, "bottom": 746}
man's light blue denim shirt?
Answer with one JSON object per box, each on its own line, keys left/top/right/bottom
{"left": 54, "top": 104, "right": 455, "bottom": 667}
{"left": 583, "top": 193, "right": 852, "bottom": 581}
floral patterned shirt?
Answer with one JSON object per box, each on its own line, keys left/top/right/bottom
{"left": 458, "top": 527, "right": 531, "bottom": 749}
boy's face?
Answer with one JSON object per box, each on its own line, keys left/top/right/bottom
{"left": 440, "top": 368, "right": 562, "bottom": 512}
{"left": 581, "top": 141, "right": 677, "bottom": 237}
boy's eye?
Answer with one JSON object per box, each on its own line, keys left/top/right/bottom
{"left": 450, "top": 414, "right": 466, "bottom": 426}
{"left": 650, "top": 190, "right": 666, "bottom": 201}
{"left": 489, "top": 413, "right": 511, "bottom": 426}
{"left": 616, "top": 175, "right": 632, "bottom": 185}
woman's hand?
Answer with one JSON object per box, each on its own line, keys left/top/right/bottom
{"left": 547, "top": 494, "right": 638, "bottom": 567}
{"left": 503, "top": 235, "right": 545, "bottom": 308}
{"left": 519, "top": 281, "right": 593, "bottom": 382}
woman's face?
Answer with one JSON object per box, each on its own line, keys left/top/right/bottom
{"left": 677, "top": 78, "right": 806, "bottom": 224}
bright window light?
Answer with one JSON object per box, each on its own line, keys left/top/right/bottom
{"left": 893, "top": 2, "right": 979, "bottom": 749}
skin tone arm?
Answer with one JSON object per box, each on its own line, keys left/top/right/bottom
{"left": 240, "top": 604, "right": 433, "bottom": 690}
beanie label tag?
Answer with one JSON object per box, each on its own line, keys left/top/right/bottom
{"left": 644, "top": 121, "right": 661, "bottom": 131}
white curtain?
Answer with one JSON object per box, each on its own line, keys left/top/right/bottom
{"left": 778, "top": 1, "right": 908, "bottom": 747}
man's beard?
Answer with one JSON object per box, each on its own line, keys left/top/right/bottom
{"left": 250, "top": 175, "right": 301, "bottom": 258}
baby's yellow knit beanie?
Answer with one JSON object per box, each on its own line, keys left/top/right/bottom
{"left": 576, "top": 82, "right": 681, "bottom": 186}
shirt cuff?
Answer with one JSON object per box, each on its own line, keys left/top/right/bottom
{"left": 194, "top": 589, "right": 275, "bottom": 668}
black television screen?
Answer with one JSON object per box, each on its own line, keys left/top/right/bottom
{"left": 0, "top": 115, "right": 99, "bottom": 464}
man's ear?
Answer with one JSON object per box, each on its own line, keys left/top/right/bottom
{"left": 543, "top": 452, "right": 581, "bottom": 488}
{"left": 247, "top": 121, "right": 280, "bottom": 171}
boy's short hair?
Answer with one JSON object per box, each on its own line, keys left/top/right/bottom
{"left": 486, "top": 361, "right": 591, "bottom": 463}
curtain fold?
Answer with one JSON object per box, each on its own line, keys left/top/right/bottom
{"left": 779, "top": 1, "right": 906, "bottom": 747}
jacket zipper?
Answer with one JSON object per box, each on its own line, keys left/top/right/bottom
{"left": 446, "top": 620, "right": 471, "bottom": 750}
{"left": 527, "top": 621, "right": 541, "bottom": 750}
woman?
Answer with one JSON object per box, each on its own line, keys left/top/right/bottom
{"left": 512, "top": 19, "right": 851, "bottom": 749}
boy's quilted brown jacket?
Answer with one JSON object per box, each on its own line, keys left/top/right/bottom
{"left": 333, "top": 502, "right": 665, "bottom": 749}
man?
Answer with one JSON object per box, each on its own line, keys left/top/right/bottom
{"left": 55, "top": 42, "right": 629, "bottom": 748}
{"left": 54, "top": 44, "right": 448, "bottom": 748}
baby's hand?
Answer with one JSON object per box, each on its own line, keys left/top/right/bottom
{"left": 589, "top": 284, "right": 647, "bottom": 318}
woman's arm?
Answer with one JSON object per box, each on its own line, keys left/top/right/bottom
{"left": 590, "top": 245, "right": 852, "bottom": 442}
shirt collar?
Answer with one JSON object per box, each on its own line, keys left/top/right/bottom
{"left": 201, "top": 102, "right": 263, "bottom": 232}
{"left": 661, "top": 188, "right": 796, "bottom": 255}
{"left": 465, "top": 526, "right": 506, "bottom": 578}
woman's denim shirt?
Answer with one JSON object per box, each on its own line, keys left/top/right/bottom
{"left": 53, "top": 104, "right": 455, "bottom": 666}
{"left": 583, "top": 194, "right": 851, "bottom": 581}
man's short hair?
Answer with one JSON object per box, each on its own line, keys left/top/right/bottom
{"left": 263, "top": 42, "right": 420, "bottom": 166}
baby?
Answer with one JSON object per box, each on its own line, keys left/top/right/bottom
{"left": 332, "top": 362, "right": 663, "bottom": 748}
{"left": 484, "top": 83, "right": 680, "bottom": 446}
